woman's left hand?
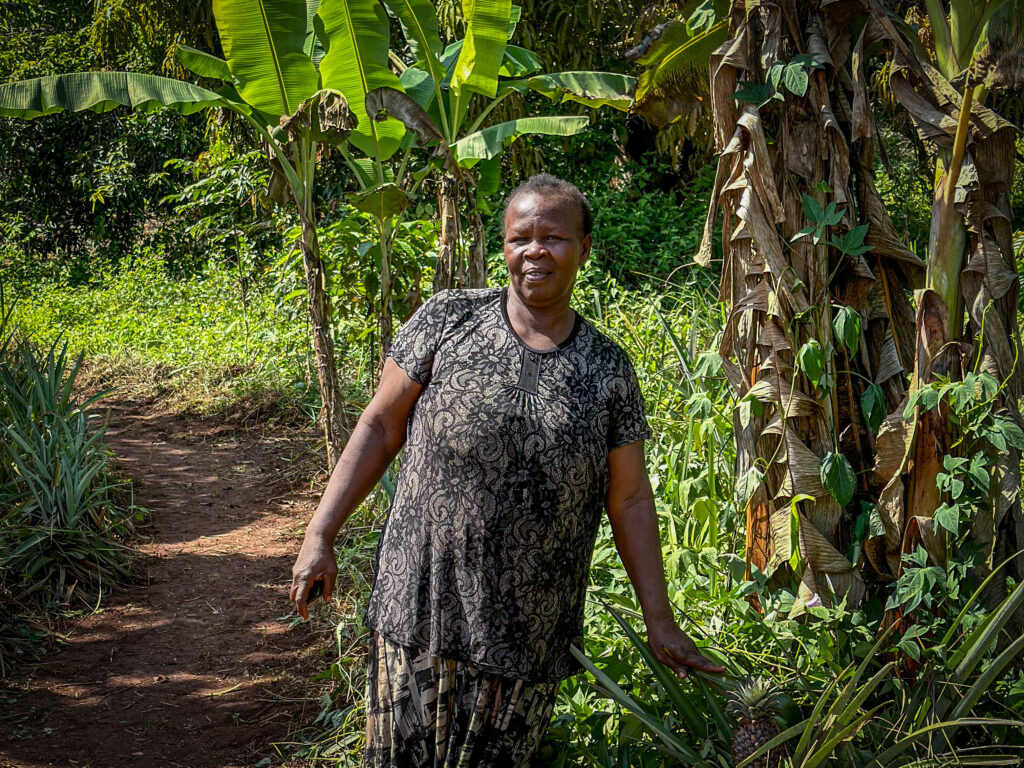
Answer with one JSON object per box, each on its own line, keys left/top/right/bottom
{"left": 646, "top": 617, "right": 726, "bottom": 679}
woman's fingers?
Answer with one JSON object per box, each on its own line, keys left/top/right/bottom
{"left": 664, "top": 642, "right": 726, "bottom": 674}
{"left": 290, "top": 546, "right": 339, "bottom": 620}
{"left": 290, "top": 574, "right": 314, "bottom": 620}
{"left": 647, "top": 622, "right": 727, "bottom": 678}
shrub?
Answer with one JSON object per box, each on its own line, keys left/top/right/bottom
{"left": 0, "top": 311, "right": 139, "bottom": 674}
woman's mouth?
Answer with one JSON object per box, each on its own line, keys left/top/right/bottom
{"left": 523, "top": 269, "right": 550, "bottom": 282}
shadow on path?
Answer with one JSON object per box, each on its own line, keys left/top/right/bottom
{"left": 0, "top": 399, "right": 326, "bottom": 768}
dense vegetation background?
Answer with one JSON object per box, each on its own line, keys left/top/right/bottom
{"left": 3, "top": 1, "right": 1024, "bottom": 766}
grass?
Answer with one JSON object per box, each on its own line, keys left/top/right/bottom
{"left": 9, "top": 258, "right": 328, "bottom": 423}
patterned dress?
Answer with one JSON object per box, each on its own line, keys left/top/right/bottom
{"left": 363, "top": 287, "right": 650, "bottom": 767}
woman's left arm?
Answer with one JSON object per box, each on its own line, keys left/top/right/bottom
{"left": 606, "top": 440, "right": 726, "bottom": 679}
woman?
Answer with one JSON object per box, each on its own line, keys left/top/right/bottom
{"left": 290, "top": 174, "right": 723, "bottom": 767}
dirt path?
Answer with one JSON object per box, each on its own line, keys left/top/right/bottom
{"left": 0, "top": 400, "right": 328, "bottom": 768}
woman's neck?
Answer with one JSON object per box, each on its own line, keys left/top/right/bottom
{"left": 504, "top": 287, "right": 576, "bottom": 350}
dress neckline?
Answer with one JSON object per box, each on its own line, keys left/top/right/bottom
{"left": 499, "top": 286, "right": 580, "bottom": 354}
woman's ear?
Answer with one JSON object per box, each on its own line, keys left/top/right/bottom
{"left": 580, "top": 234, "right": 593, "bottom": 265}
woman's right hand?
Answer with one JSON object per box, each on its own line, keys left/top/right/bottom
{"left": 287, "top": 358, "right": 423, "bottom": 621}
{"left": 289, "top": 534, "right": 339, "bottom": 620}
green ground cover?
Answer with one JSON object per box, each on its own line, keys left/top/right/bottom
{"left": 10, "top": 259, "right": 316, "bottom": 419}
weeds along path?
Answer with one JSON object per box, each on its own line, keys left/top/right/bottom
{"left": 0, "top": 398, "right": 328, "bottom": 768}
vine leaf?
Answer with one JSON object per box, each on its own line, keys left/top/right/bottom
{"left": 833, "top": 305, "right": 861, "bottom": 356}
{"left": 934, "top": 502, "right": 959, "bottom": 535}
{"left": 860, "top": 383, "right": 886, "bottom": 434}
{"left": 820, "top": 452, "right": 856, "bottom": 507}
{"left": 797, "top": 339, "right": 825, "bottom": 387}
{"left": 736, "top": 466, "right": 764, "bottom": 506}
{"left": 782, "top": 61, "right": 808, "bottom": 95}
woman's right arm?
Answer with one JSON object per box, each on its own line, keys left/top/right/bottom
{"left": 289, "top": 357, "right": 423, "bottom": 619}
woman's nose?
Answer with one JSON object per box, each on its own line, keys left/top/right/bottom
{"left": 524, "top": 239, "right": 547, "bottom": 258}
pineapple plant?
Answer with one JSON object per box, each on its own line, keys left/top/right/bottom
{"left": 726, "top": 676, "right": 788, "bottom": 768}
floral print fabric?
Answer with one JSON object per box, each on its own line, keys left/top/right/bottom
{"left": 363, "top": 632, "right": 556, "bottom": 768}
{"left": 366, "top": 287, "right": 650, "bottom": 682}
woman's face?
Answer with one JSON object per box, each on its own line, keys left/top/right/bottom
{"left": 503, "top": 192, "right": 592, "bottom": 309}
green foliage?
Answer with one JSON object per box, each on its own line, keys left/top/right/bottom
{"left": 2, "top": 4, "right": 1021, "bottom": 759}
{"left": 874, "top": 127, "right": 933, "bottom": 255}
{"left": 532, "top": 255, "right": 1024, "bottom": 768}
{"left": 797, "top": 339, "right": 826, "bottom": 388}
{"left": 793, "top": 194, "right": 845, "bottom": 246}
{"left": 160, "top": 140, "right": 282, "bottom": 275}
{"left": 0, "top": 1, "right": 211, "bottom": 269}
{"left": 88, "top": 0, "right": 219, "bottom": 74}
{"left": 530, "top": 144, "right": 718, "bottom": 284}
{"left": 9, "top": 258, "right": 320, "bottom": 417}
{"left": 820, "top": 452, "right": 856, "bottom": 508}
{"left": 0, "top": 0, "right": 94, "bottom": 83}
{"left": 859, "top": 384, "right": 886, "bottom": 434}
{"left": 832, "top": 305, "right": 861, "bottom": 357}
{"left": 0, "top": 312, "right": 140, "bottom": 675}
{"left": 278, "top": 207, "right": 439, "bottom": 382}
{"left": 732, "top": 54, "right": 824, "bottom": 106}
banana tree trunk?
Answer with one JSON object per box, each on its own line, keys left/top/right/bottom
{"left": 379, "top": 220, "right": 394, "bottom": 368}
{"left": 693, "top": 0, "right": 1022, "bottom": 620}
{"left": 902, "top": 139, "right": 970, "bottom": 546}
{"left": 885, "top": 47, "right": 1023, "bottom": 594}
{"left": 298, "top": 209, "right": 349, "bottom": 470}
{"left": 433, "top": 171, "right": 486, "bottom": 292}
{"left": 434, "top": 173, "right": 462, "bottom": 292}
{"left": 467, "top": 210, "right": 488, "bottom": 289}
{"left": 953, "top": 116, "right": 1024, "bottom": 586}
{"left": 703, "top": 0, "right": 937, "bottom": 613}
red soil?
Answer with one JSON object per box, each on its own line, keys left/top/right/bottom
{"left": 0, "top": 399, "right": 330, "bottom": 768}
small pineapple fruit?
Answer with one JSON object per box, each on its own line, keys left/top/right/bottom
{"left": 726, "top": 676, "right": 787, "bottom": 768}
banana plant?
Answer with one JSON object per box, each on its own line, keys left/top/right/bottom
{"left": 886, "top": 0, "right": 1024, "bottom": 589}
{"left": 373, "top": 0, "right": 635, "bottom": 290}
{"left": 624, "top": 0, "right": 729, "bottom": 130}
{"left": 0, "top": 0, "right": 416, "bottom": 469}
{"left": 0, "top": 0, "right": 631, "bottom": 451}
{"left": 629, "top": 0, "right": 1024, "bottom": 614}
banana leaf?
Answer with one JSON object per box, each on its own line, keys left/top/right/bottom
{"left": 381, "top": 0, "right": 448, "bottom": 135}
{"left": 315, "top": 0, "right": 405, "bottom": 161}
{"left": 381, "top": 0, "right": 442, "bottom": 64}
{"left": 452, "top": 115, "right": 589, "bottom": 166}
{"left": 520, "top": 71, "right": 635, "bottom": 111}
{"left": 366, "top": 87, "right": 443, "bottom": 148}
{"left": 174, "top": 44, "right": 233, "bottom": 82}
{"left": 347, "top": 183, "right": 411, "bottom": 220}
{"left": 450, "top": 0, "right": 512, "bottom": 129}
{"left": 0, "top": 72, "right": 234, "bottom": 119}
{"left": 498, "top": 45, "right": 542, "bottom": 77}
{"left": 631, "top": 19, "right": 727, "bottom": 127}
{"left": 212, "top": 0, "right": 319, "bottom": 119}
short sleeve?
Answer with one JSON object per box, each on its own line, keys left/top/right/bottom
{"left": 608, "top": 354, "right": 652, "bottom": 450}
{"left": 387, "top": 290, "right": 450, "bottom": 386}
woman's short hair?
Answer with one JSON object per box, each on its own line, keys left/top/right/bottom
{"left": 500, "top": 173, "right": 593, "bottom": 237}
